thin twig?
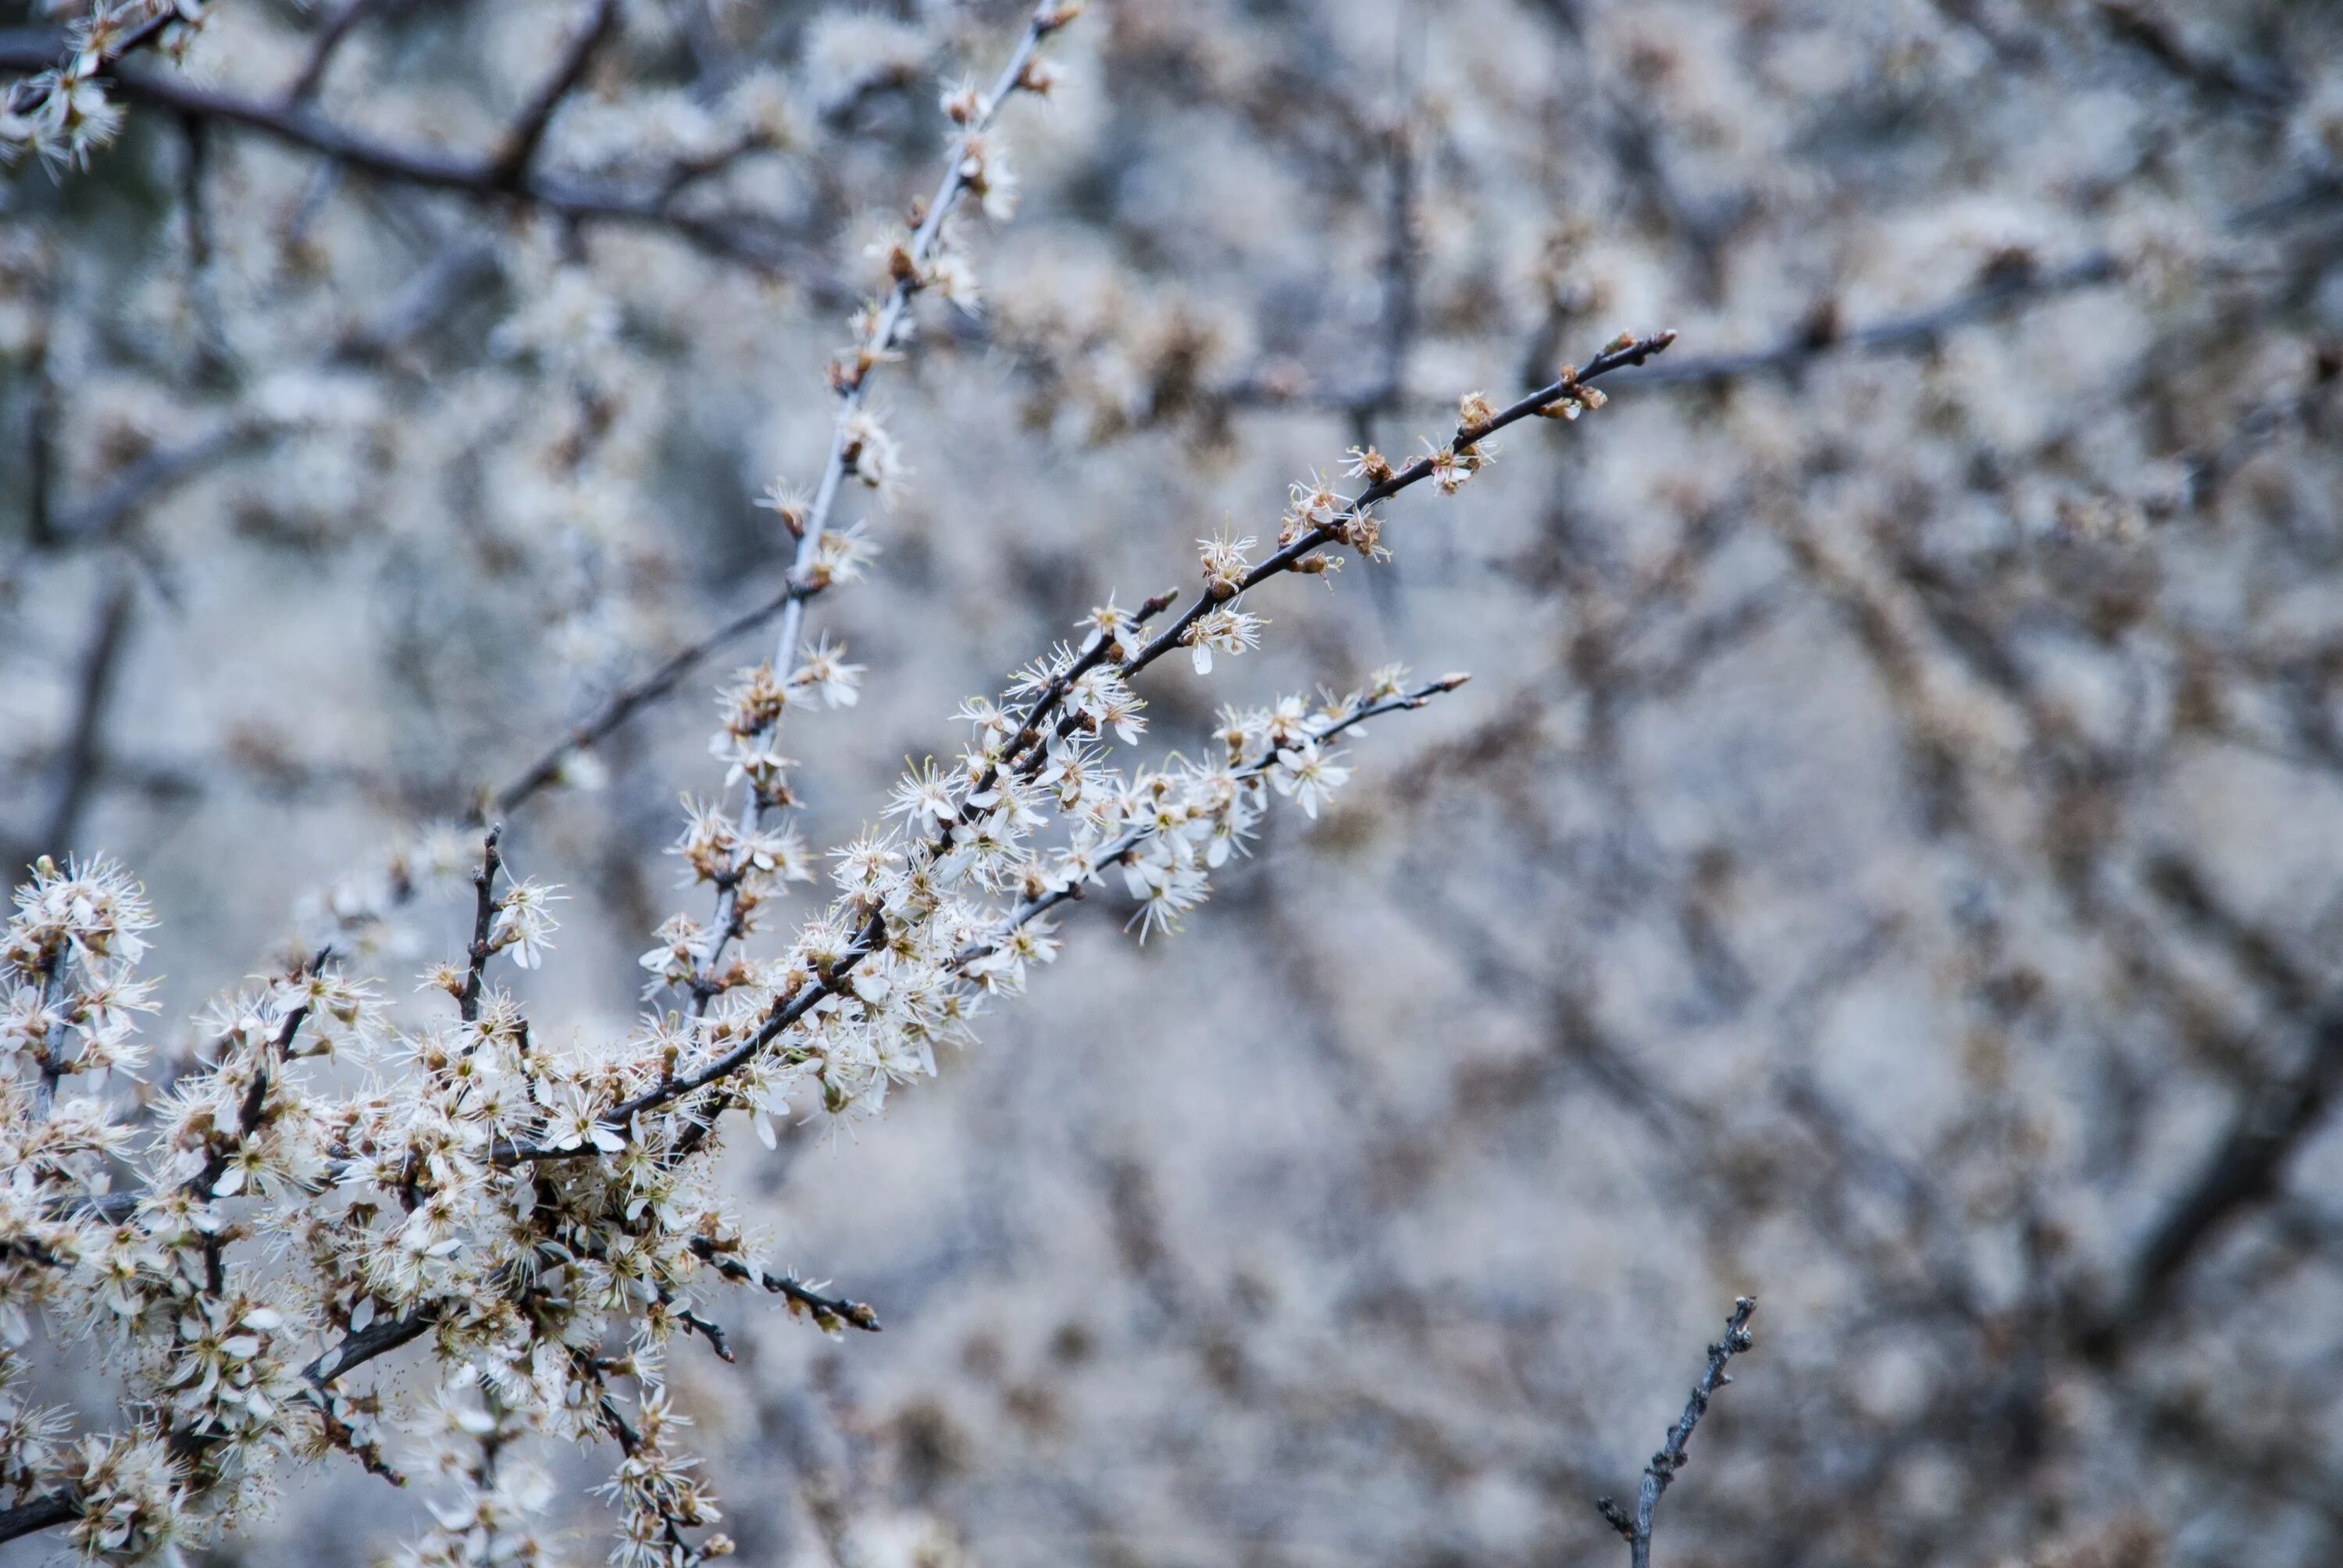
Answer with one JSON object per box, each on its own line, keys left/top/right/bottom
{"left": 1595, "top": 1296, "right": 1758, "bottom": 1568}
{"left": 458, "top": 827, "right": 505, "bottom": 1023}
{"left": 692, "top": 1238, "right": 882, "bottom": 1333}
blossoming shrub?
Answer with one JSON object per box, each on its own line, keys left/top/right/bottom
{"left": 0, "top": 4, "right": 1673, "bottom": 1562}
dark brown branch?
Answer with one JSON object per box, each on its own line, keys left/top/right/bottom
{"left": 305, "top": 1305, "right": 436, "bottom": 1384}
{"left": 1595, "top": 1297, "right": 1758, "bottom": 1568}
{"left": 458, "top": 826, "right": 505, "bottom": 1023}
{"left": 0, "top": 1494, "right": 73, "bottom": 1544}
{"left": 691, "top": 1238, "right": 882, "bottom": 1333}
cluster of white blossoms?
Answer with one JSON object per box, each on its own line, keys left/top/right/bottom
{"left": 0, "top": 0, "right": 1671, "bottom": 1561}
{"left": 0, "top": 2, "right": 210, "bottom": 173}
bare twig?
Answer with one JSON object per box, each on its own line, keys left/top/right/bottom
{"left": 1595, "top": 1296, "right": 1758, "bottom": 1568}
{"left": 692, "top": 1238, "right": 882, "bottom": 1334}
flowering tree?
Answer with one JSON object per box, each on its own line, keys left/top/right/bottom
{"left": 12, "top": 1, "right": 2343, "bottom": 1565}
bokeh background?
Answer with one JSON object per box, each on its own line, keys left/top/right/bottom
{"left": 9, "top": 0, "right": 2343, "bottom": 1563}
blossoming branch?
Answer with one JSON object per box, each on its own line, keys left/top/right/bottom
{"left": 0, "top": 3, "right": 1677, "bottom": 1564}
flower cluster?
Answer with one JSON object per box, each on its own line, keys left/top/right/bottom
{"left": 1, "top": 2, "right": 210, "bottom": 173}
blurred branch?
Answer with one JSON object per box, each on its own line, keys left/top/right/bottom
{"left": 20, "top": 232, "right": 529, "bottom": 577}
{"left": 1596, "top": 1297, "right": 1758, "bottom": 1568}
{"left": 2095, "top": 2, "right": 2291, "bottom": 113}
{"left": 284, "top": 0, "right": 384, "bottom": 104}
{"left": 1228, "top": 249, "right": 2121, "bottom": 417}
{"left": 0, "top": 37, "right": 808, "bottom": 276}
{"left": 487, "top": 0, "right": 621, "bottom": 189}
{"left": 34, "top": 418, "right": 278, "bottom": 550}
{"left": 2081, "top": 855, "right": 2343, "bottom": 1348}
{"left": 488, "top": 581, "right": 798, "bottom": 814}
{"left": 177, "top": 112, "right": 234, "bottom": 381}
{"left": 1617, "top": 251, "right": 2122, "bottom": 389}
{"left": 2, "top": 577, "right": 134, "bottom": 877}
{"left": 23, "top": 318, "right": 58, "bottom": 549}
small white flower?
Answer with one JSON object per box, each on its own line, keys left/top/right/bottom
{"left": 490, "top": 881, "right": 565, "bottom": 971}
{"left": 1268, "top": 739, "right": 1353, "bottom": 819}
{"left": 793, "top": 636, "right": 865, "bottom": 708}
{"left": 546, "top": 1086, "right": 626, "bottom": 1156}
